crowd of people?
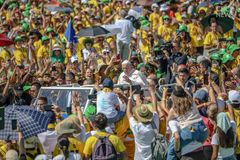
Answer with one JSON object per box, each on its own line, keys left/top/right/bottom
{"left": 0, "top": 0, "right": 240, "bottom": 160}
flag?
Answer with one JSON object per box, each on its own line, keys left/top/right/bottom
{"left": 64, "top": 19, "right": 78, "bottom": 43}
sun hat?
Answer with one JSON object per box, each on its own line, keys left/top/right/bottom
{"left": 95, "top": 63, "right": 108, "bottom": 74}
{"left": 52, "top": 44, "right": 62, "bottom": 52}
{"left": 162, "top": 15, "right": 170, "bottom": 20}
{"left": 151, "top": 3, "right": 159, "bottom": 10}
{"left": 227, "top": 90, "right": 240, "bottom": 104}
{"left": 6, "top": 149, "right": 18, "bottom": 160}
{"left": 196, "top": 55, "right": 210, "bottom": 64}
{"left": 102, "top": 78, "right": 114, "bottom": 89}
{"left": 218, "top": 48, "right": 227, "bottom": 55}
{"left": 23, "top": 85, "right": 31, "bottom": 92}
{"left": 221, "top": 54, "right": 234, "bottom": 64}
{"left": 210, "top": 52, "right": 221, "bottom": 61}
{"left": 14, "top": 36, "right": 23, "bottom": 42}
{"left": 22, "top": 23, "right": 29, "bottom": 32}
{"left": 46, "top": 27, "right": 54, "bottom": 33}
{"left": 133, "top": 104, "right": 153, "bottom": 123}
{"left": 137, "top": 63, "right": 145, "bottom": 70}
{"left": 55, "top": 116, "right": 81, "bottom": 136}
{"left": 179, "top": 24, "right": 188, "bottom": 32}
{"left": 217, "top": 112, "right": 231, "bottom": 134}
{"left": 84, "top": 105, "right": 96, "bottom": 120}
{"left": 228, "top": 44, "right": 240, "bottom": 55}
{"left": 70, "top": 55, "right": 78, "bottom": 63}
{"left": 41, "top": 36, "right": 49, "bottom": 42}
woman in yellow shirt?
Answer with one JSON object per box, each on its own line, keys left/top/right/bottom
{"left": 188, "top": 16, "right": 204, "bottom": 54}
{"left": 204, "top": 22, "right": 222, "bottom": 50}
{"left": 149, "top": 3, "right": 161, "bottom": 32}
{"left": 13, "top": 36, "right": 28, "bottom": 65}
{"left": 158, "top": 15, "right": 175, "bottom": 42}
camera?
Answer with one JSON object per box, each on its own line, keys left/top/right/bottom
{"left": 125, "top": 15, "right": 141, "bottom": 29}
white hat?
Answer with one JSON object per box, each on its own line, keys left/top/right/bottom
{"left": 125, "top": 0, "right": 131, "bottom": 4}
{"left": 160, "top": 3, "right": 169, "bottom": 12}
{"left": 6, "top": 150, "right": 18, "bottom": 160}
{"left": 151, "top": 3, "right": 159, "bottom": 10}
{"left": 228, "top": 90, "right": 240, "bottom": 104}
{"left": 197, "top": 55, "right": 209, "bottom": 64}
{"left": 71, "top": 55, "right": 78, "bottom": 63}
{"left": 52, "top": 44, "right": 62, "bottom": 52}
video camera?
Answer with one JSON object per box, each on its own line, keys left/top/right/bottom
{"left": 125, "top": 15, "right": 141, "bottom": 29}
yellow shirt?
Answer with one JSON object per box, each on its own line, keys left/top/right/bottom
{"left": 13, "top": 47, "right": 28, "bottom": 65}
{"left": 188, "top": 23, "right": 203, "bottom": 47}
{"left": 235, "top": 17, "right": 240, "bottom": 31}
{"left": 34, "top": 40, "right": 42, "bottom": 53}
{"left": 37, "top": 45, "right": 49, "bottom": 59}
{"left": 83, "top": 131, "right": 126, "bottom": 156}
{"left": 158, "top": 24, "right": 175, "bottom": 42}
{"left": 232, "top": 55, "right": 240, "bottom": 68}
{"left": 204, "top": 32, "right": 222, "bottom": 47}
{"left": 0, "top": 48, "right": 10, "bottom": 60}
{"left": 68, "top": 137, "right": 85, "bottom": 157}
{"left": 223, "top": 29, "right": 233, "bottom": 39}
{"left": 175, "top": 12, "right": 182, "bottom": 22}
{"left": 149, "top": 12, "right": 161, "bottom": 31}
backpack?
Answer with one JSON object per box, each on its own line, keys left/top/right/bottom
{"left": 92, "top": 134, "right": 117, "bottom": 160}
{"left": 151, "top": 122, "right": 168, "bottom": 160}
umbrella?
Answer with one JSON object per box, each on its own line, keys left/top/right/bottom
{"left": 200, "top": 14, "right": 234, "bottom": 33}
{"left": 101, "top": 24, "right": 122, "bottom": 36}
{"left": 76, "top": 26, "right": 110, "bottom": 38}
{"left": 137, "top": 0, "right": 153, "bottom": 7}
{"left": 0, "top": 105, "right": 49, "bottom": 140}
{"left": 0, "top": 34, "right": 14, "bottom": 47}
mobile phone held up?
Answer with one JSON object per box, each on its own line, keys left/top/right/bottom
{"left": 113, "top": 54, "right": 121, "bottom": 65}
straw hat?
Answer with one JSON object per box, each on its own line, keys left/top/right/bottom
{"left": 133, "top": 104, "right": 153, "bottom": 123}
{"left": 52, "top": 44, "right": 62, "bottom": 52}
{"left": 55, "top": 116, "right": 81, "bottom": 136}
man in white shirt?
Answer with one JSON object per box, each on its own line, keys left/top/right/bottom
{"left": 118, "top": 60, "right": 148, "bottom": 86}
{"left": 115, "top": 10, "right": 134, "bottom": 60}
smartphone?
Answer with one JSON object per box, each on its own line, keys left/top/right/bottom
{"left": 43, "top": 105, "right": 53, "bottom": 111}
{"left": 12, "top": 119, "right": 17, "bottom": 130}
{"left": 203, "top": 74, "right": 209, "bottom": 85}
{"left": 52, "top": 66, "right": 56, "bottom": 71}
{"left": 132, "top": 85, "right": 141, "bottom": 94}
{"left": 66, "top": 107, "right": 71, "bottom": 114}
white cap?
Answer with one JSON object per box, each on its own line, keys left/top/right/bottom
{"left": 160, "top": 3, "right": 169, "bottom": 11}
{"left": 151, "top": 3, "right": 159, "bottom": 10}
{"left": 71, "top": 55, "right": 78, "bottom": 63}
{"left": 228, "top": 90, "right": 240, "bottom": 104}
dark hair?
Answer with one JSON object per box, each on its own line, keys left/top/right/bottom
{"left": 57, "top": 136, "right": 70, "bottom": 158}
{"left": 216, "top": 127, "right": 234, "bottom": 148}
{"left": 66, "top": 73, "right": 75, "bottom": 80}
{"left": 32, "top": 82, "right": 41, "bottom": 90}
{"left": 200, "top": 59, "right": 211, "bottom": 69}
{"left": 58, "top": 73, "right": 66, "bottom": 81}
{"left": 37, "top": 96, "right": 48, "bottom": 103}
{"left": 178, "top": 67, "right": 189, "bottom": 74}
{"left": 173, "top": 85, "right": 187, "bottom": 97}
{"left": 94, "top": 113, "right": 108, "bottom": 130}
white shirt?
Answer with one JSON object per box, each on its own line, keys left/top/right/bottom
{"left": 118, "top": 69, "right": 148, "bottom": 86}
{"left": 129, "top": 112, "right": 159, "bottom": 160}
{"left": 38, "top": 130, "right": 58, "bottom": 157}
{"left": 211, "top": 121, "right": 236, "bottom": 159}
{"left": 115, "top": 19, "right": 134, "bottom": 44}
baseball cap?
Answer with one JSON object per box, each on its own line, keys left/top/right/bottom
{"left": 102, "top": 78, "right": 114, "bottom": 89}
{"left": 194, "top": 89, "right": 208, "bottom": 102}
{"left": 227, "top": 90, "right": 240, "bottom": 104}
